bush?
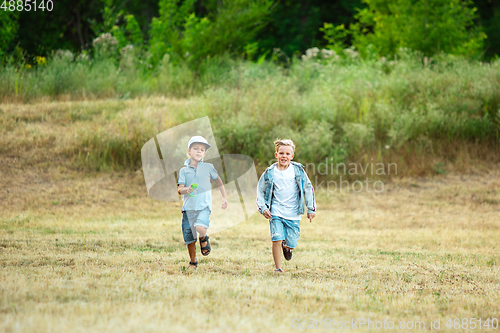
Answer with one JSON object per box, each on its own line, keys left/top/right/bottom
{"left": 149, "top": 0, "right": 274, "bottom": 72}
{"left": 321, "top": 0, "right": 487, "bottom": 59}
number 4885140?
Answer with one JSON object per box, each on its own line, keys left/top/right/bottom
{"left": 1, "top": 0, "right": 54, "bottom": 11}
{"left": 446, "top": 318, "right": 499, "bottom": 330}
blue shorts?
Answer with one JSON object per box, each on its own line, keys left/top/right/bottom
{"left": 182, "top": 208, "right": 210, "bottom": 245}
{"left": 269, "top": 216, "right": 300, "bottom": 249}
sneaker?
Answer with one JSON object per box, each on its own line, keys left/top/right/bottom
{"left": 274, "top": 268, "right": 284, "bottom": 274}
{"left": 282, "top": 240, "right": 292, "bottom": 261}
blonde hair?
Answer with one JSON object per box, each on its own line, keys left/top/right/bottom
{"left": 274, "top": 138, "right": 295, "bottom": 152}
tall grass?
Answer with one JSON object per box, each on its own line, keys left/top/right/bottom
{"left": 1, "top": 49, "right": 499, "bottom": 173}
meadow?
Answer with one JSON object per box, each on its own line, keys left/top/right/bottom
{"left": 1, "top": 95, "right": 499, "bottom": 332}
{"left": 2, "top": 51, "right": 499, "bottom": 176}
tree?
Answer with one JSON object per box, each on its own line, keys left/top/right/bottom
{"left": 258, "top": 0, "right": 364, "bottom": 57}
{"left": 0, "top": 11, "right": 19, "bottom": 59}
{"left": 148, "top": 0, "right": 274, "bottom": 70}
{"left": 328, "top": 0, "right": 487, "bottom": 58}
{"left": 474, "top": 0, "right": 500, "bottom": 59}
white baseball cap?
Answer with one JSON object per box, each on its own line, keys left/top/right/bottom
{"left": 187, "top": 136, "right": 211, "bottom": 149}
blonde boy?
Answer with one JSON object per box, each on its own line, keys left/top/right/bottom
{"left": 256, "top": 139, "right": 316, "bottom": 273}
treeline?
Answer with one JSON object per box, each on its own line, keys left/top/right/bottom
{"left": 1, "top": 0, "right": 499, "bottom": 64}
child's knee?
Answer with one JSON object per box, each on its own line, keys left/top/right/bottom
{"left": 195, "top": 225, "right": 207, "bottom": 233}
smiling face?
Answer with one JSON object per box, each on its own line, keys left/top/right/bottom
{"left": 187, "top": 143, "right": 208, "bottom": 163}
{"left": 274, "top": 145, "right": 294, "bottom": 169}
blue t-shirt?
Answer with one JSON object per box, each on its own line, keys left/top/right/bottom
{"left": 177, "top": 159, "right": 219, "bottom": 212}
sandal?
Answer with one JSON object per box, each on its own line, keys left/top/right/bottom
{"left": 199, "top": 235, "right": 211, "bottom": 256}
{"left": 188, "top": 259, "right": 198, "bottom": 270}
{"left": 282, "top": 240, "right": 292, "bottom": 261}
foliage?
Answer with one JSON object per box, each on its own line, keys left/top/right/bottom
{"left": 3, "top": 0, "right": 500, "bottom": 62}
{"left": 1, "top": 51, "right": 499, "bottom": 174}
{"left": 148, "top": 0, "right": 197, "bottom": 66}
{"left": 474, "top": 0, "right": 500, "bottom": 59}
{"left": 0, "top": 11, "right": 20, "bottom": 60}
{"left": 1, "top": 41, "right": 500, "bottom": 166}
{"left": 111, "top": 14, "right": 144, "bottom": 49}
{"left": 15, "top": 0, "right": 103, "bottom": 56}
{"left": 93, "top": 33, "right": 119, "bottom": 60}
{"left": 343, "top": 0, "right": 487, "bottom": 58}
{"left": 257, "top": 0, "right": 364, "bottom": 57}
{"left": 91, "top": 0, "right": 144, "bottom": 52}
{"left": 319, "top": 23, "right": 349, "bottom": 55}
{"left": 149, "top": 0, "right": 274, "bottom": 71}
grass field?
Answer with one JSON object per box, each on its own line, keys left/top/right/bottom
{"left": 1, "top": 98, "right": 499, "bottom": 332}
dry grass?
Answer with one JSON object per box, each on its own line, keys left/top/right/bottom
{"left": 1, "top": 98, "right": 499, "bottom": 332}
{"left": 2, "top": 97, "right": 499, "bottom": 176}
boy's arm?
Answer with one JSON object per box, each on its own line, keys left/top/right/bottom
{"left": 256, "top": 172, "right": 270, "bottom": 217}
{"left": 214, "top": 176, "right": 228, "bottom": 210}
{"left": 303, "top": 170, "right": 317, "bottom": 216}
{"left": 177, "top": 167, "right": 192, "bottom": 195}
{"left": 177, "top": 184, "right": 193, "bottom": 195}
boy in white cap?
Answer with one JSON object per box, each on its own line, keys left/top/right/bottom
{"left": 177, "top": 136, "right": 228, "bottom": 270}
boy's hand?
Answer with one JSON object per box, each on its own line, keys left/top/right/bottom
{"left": 263, "top": 209, "right": 271, "bottom": 219}
{"left": 307, "top": 213, "right": 316, "bottom": 223}
{"left": 221, "top": 198, "right": 228, "bottom": 210}
{"left": 177, "top": 184, "right": 192, "bottom": 195}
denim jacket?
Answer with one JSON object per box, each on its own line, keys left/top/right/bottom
{"left": 256, "top": 161, "right": 316, "bottom": 216}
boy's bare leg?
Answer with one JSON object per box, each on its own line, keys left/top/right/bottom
{"left": 272, "top": 241, "right": 283, "bottom": 270}
{"left": 187, "top": 242, "right": 196, "bottom": 263}
{"left": 196, "top": 226, "right": 209, "bottom": 255}
{"left": 196, "top": 226, "right": 207, "bottom": 238}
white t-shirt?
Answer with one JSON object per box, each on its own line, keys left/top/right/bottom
{"left": 270, "top": 165, "right": 301, "bottom": 220}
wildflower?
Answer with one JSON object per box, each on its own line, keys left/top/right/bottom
{"left": 120, "top": 45, "right": 134, "bottom": 55}
{"left": 54, "top": 50, "right": 74, "bottom": 62}
{"left": 306, "top": 47, "right": 319, "bottom": 59}
{"left": 320, "top": 49, "right": 335, "bottom": 59}
{"left": 35, "top": 56, "right": 47, "bottom": 66}
{"left": 76, "top": 52, "right": 90, "bottom": 62}
{"left": 92, "top": 33, "right": 118, "bottom": 49}
{"left": 93, "top": 33, "right": 119, "bottom": 57}
{"left": 301, "top": 47, "right": 319, "bottom": 62}
{"left": 344, "top": 47, "right": 359, "bottom": 59}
